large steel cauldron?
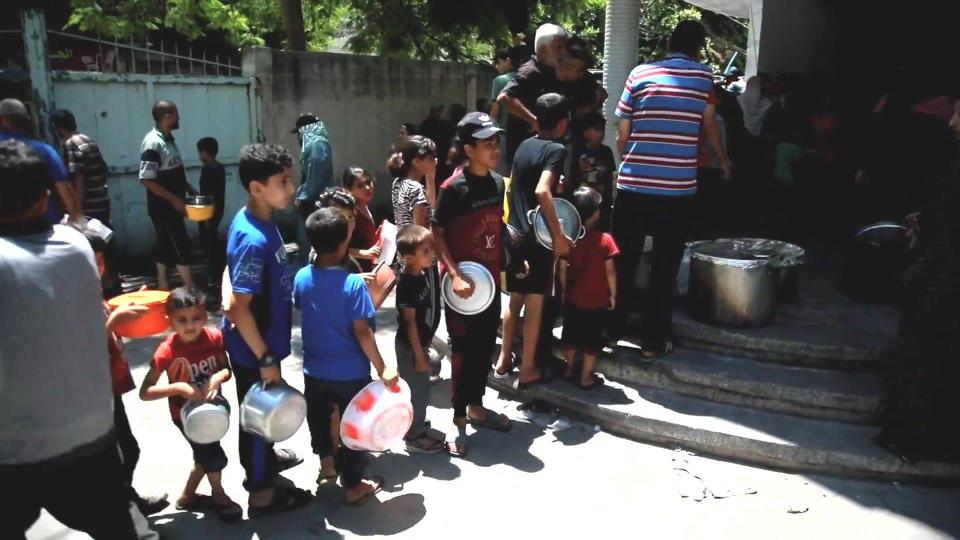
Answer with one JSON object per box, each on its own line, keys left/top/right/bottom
{"left": 687, "top": 240, "right": 779, "bottom": 327}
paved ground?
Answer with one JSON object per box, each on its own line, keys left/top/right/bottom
{"left": 28, "top": 296, "right": 960, "bottom": 539}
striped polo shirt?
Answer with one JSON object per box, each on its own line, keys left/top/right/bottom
{"left": 615, "top": 53, "right": 714, "bottom": 197}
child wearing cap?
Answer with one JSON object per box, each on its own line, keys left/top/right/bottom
{"left": 432, "top": 112, "right": 514, "bottom": 457}
{"left": 558, "top": 187, "right": 619, "bottom": 390}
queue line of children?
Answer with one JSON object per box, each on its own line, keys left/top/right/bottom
{"left": 125, "top": 104, "right": 619, "bottom": 520}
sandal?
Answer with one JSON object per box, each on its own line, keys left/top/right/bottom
{"left": 578, "top": 373, "right": 605, "bottom": 391}
{"left": 446, "top": 433, "right": 468, "bottom": 458}
{"left": 175, "top": 494, "right": 216, "bottom": 511}
{"left": 345, "top": 476, "right": 384, "bottom": 506}
{"left": 248, "top": 487, "right": 313, "bottom": 519}
{"left": 640, "top": 341, "right": 673, "bottom": 362}
{"left": 467, "top": 408, "right": 512, "bottom": 432}
{"left": 269, "top": 448, "right": 304, "bottom": 475}
{"left": 405, "top": 433, "right": 444, "bottom": 454}
{"left": 214, "top": 500, "right": 243, "bottom": 523}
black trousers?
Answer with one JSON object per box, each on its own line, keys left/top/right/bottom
{"left": 199, "top": 217, "right": 224, "bottom": 289}
{"left": 113, "top": 396, "right": 140, "bottom": 501}
{"left": 0, "top": 433, "right": 137, "bottom": 540}
{"left": 304, "top": 376, "right": 371, "bottom": 489}
{"left": 233, "top": 363, "right": 279, "bottom": 493}
{"left": 150, "top": 215, "right": 193, "bottom": 266}
{"left": 611, "top": 191, "right": 692, "bottom": 351}
{"left": 445, "top": 294, "right": 501, "bottom": 418}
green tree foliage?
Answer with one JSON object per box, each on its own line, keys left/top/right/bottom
{"left": 64, "top": 0, "right": 744, "bottom": 68}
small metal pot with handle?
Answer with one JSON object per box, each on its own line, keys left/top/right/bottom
{"left": 525, "top": 198, "right": 586, "bottom": 250}
{"left": 180, "top": 395, "right": 231, "bottom": 444}
{"left": 240, "top": 381, "right": 307, "bottom": 443}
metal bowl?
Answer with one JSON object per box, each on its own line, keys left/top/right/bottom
{"left": 240, "top": 381, "right": 307, "bottom": 443}
{"left": 180, "top": 395, "right": 230, "bottom": 444}
{"left": 441, "top": 261, "right": 496, "bottom": 315}
{"left": 526, "top": 198, "right": 585, "bottom": 250}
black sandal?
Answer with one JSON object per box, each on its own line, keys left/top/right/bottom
{"left": 248, "top": 487, "right": 313, "bottom": 519}
{"left": 578, "top": 374, "right": 605, "bottom": 390}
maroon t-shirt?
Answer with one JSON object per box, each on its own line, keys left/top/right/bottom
{"left": 432, "top": 169, "right": 505, "bottom": 279}
{"left": 350, "top": 205, "right": 377, "bottom": 272}
{"left": 564, "top": 229, "right": 619, "bottom": 310}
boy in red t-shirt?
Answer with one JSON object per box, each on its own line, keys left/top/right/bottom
{"left": 140, "top": 287, "right": 242, "bottom": 522}
{"left": 558, "top": 187, "right": 619, "bottom": 390}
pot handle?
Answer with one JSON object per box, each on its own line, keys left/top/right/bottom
{"left": 526, "top": 209, "right": 537, "bottom": 225}
{"left": 577, "top": 226, "right": 586, "bottom": 241}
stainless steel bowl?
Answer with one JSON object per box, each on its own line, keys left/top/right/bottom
{"left": 526, "top": 198, "right": 585, "bottom": 250}
{"left": 240, "top": 381, "right": 307, "bottom": 442}
{"left": 180, "top": 395, "right": 231, "bottom": 444}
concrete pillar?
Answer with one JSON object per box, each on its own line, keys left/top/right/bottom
{"left": 601, "top": 0, "right": 641, "bottom": 151}
{"left": 21, "top": 9, "right": 55, "bottom": 142}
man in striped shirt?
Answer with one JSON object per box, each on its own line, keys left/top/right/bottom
{"left": 51, "top": 109, "right": 111, "bottom": 225}
{"left": 611, "top": 20, "right": 730, "bottom": 359}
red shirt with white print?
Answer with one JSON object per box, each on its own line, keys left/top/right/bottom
{"left": 151, "top": 327, "right": 229, "bottom": 420}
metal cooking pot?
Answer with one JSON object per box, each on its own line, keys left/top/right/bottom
{"left": 181, "top": 395, "right": 231, "bottom": 444}
{"left": 687, "top": 240, "right": 778, "bottom": 327}
{"left": 240, "top": 381, "right": 307, "bottom": 442}
{"left": 525, "top": 198, "right": 585, "bottom": 250}
{"left": 718, "top": 238, "right": 805, "bottom": 302}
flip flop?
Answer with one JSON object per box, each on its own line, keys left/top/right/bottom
{"left": 270, "top": 448, "right": 304, "bottom": 475}
{"left": 514, "top": 376, "right": 546, "bottom": 391}
{"left": 345, "top": 476, "right": 384, "bottom": 506}
{"left": 578, "top": 373, "right": 605, "bottom": 391}
{"left": 214, "top": 500, "right": 243, "bottom": 523}
{"left": 405, "top": 433, "right": 444, "bottom": 454}
{"left": 446, "top": 433, "right": 468, "bottom": 458}
{"left": 467, "top": 408, "right": 512, "bottom": 432}
{"left": 175, "top": 494, "right": 216, "bottom": 511}
{"left": 248, "top": 487, "right": 313, "bottom": 519}
{"left": 493, "top": 367, "right": 511, "bottom": 379}
{"left": 640, "top": 341, "right": 674, "bottom": 362}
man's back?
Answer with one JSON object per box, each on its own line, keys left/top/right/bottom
{"left": 297, "top": 122, "right": 333, "bottom": 203}
{"left": 615, "top": 54, "right": 713, "bottom": 197}
{"left": 63, "top": 132, "right": 110, "bottom": 222}
{"left": 0, "top": 224, "right": 113, "bottom": 464}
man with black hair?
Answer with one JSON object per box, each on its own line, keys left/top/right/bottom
{"left": 0, "top": 98, "right": 80, "bottom": 224}
{"left": 612, "top": 20, "right": 731, "bottom": 360}
{"left": 51, "top": 108, "right": 111, "bottom": 225}
{"left": 0, "top": 139, "right": 137, "bottom": 538}
{"left": 140, "top": 99, "right": 196, "bottom": 290}
{"left": 223, "top": 143, "right": 310, "bottom": 517}
{"left": 495, "top": 92, "right": 571, "bottom": 388}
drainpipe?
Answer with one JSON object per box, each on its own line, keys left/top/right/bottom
{"left": 601, "top": 0, "right": 641, "bottom": 152}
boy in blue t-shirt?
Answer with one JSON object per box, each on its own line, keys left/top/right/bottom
{"left": 222, "top": 143, "right": 310, "bottom": 517}
{"left": 294, "top": 207, "right": 397, "bottom": 506}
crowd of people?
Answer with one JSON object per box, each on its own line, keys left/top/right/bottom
{"left": 3, "top": 16, "right": 958, "bottom": 538}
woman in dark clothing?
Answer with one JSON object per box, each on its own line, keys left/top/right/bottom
{"left": 875, "top": 97, "right": 960, "bottom": 463}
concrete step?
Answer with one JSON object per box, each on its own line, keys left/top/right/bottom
{"left": 432, "top": 334, "right": 959, "bottom": 483}
{"left": 658, "top": 277, "right": 900, "bottom": 370}
{"left": 596, "top": 341, "right": 883, "bottom": 424}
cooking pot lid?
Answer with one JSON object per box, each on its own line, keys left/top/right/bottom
{"left": 532, "top": 199, "right": 582, "bottom": 250}
{"left": 694, "top": 238, "right": 805, "bottom": 267}
{"left": 441, "top": 262, "right": 496, "bottom": 315}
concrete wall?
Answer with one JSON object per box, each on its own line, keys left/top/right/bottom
{"left": 243, "top": 47, "right": 496, "bottom": 216}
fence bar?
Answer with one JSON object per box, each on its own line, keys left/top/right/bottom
{"left": 129, "top": 35, "right": 136, "bottom": 72}
{"left": 159, "top": 39, "right": 164, "bottom": 74}
{"left": 174, "top": 42, "right": 180, "bottom": 74}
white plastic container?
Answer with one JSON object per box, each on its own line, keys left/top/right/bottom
{"left": 340, "top": 379, "right": 414, "bottom": 452}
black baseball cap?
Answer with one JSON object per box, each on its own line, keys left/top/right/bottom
{"left": 456, "top": 112, "right": 503, "bottom": 142}
{"left": 291, "top": 113, "right": 319, "bottom": 133}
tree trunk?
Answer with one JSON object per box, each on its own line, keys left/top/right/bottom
{"left": 280, "top": 0, "right": 307, "bottom": 51}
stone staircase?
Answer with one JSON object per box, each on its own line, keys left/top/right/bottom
{"left": 432, "top": 274, "right": 960, "bottom": 483}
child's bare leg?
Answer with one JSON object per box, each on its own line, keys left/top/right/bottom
{"left": 581, "top": 351, "right": 599, "bottom": 386}
{"left": 177, "top": 463, "right": 206, "bottom": 505}
{"left": 494, "top": 293, "right": 524, "bottom": 374}
{"left": 176, "top": 264, "right": 195, "bottom": 288}
{"left": 207, "top": 471, "right": 232, "bottom": 503}
{"left": 518, "top": 294, "right": 544, "bottom": 382}
{"left": 156, "top": 262, "right": 169, "bottom": 291}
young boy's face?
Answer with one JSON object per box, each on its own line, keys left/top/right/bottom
{"left": 495, "top": 58, "right": 513, "bottom": 74}
{"left": 349, "top": 175, "right": 374, "bottom": 205}
{"left": 557, "top": 58, "right": 587, "bottom": 83}
{"left": 168, "top": 304, "right": 208, "bottom": 344}
{"left": 465, "top": 135, "right": 500, "bottom": 171}
{"left": 253, "top": 166, "right": 295, "bottom": 211}
{"left": 404, "top": 241, "right": 435, "bottom": 272}
{"left": 583, "top": 125, "right": 604, "bottom": 146}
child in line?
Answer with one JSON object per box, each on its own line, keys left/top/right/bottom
{"left": 84, "top": 230, "right": 169, "bottom": 534}
{"left": 295, "top": 207, "right": 398, "bottom": 505}
{"left": 139, "top": 286, "right": 242, "bottom": 522}
{"left": 197, "top": 137, "right": 226, "bottom": 300}
{"left": 395, "top": 225, "right": 445, "bottom": 454}
{"left": 433, "top": 112, "right": 514, "bottom": 457}
{"left": 343, "top": 167, "right": 381, "bottom": 272}
{"left": 223, "top": 143, "right": 309, "bottom": 517}
{"left": 566, "top": 112, "right": 616, "bottom": 231}
{"left": 558, "top": 187, "right": 619, "bottom": 390}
